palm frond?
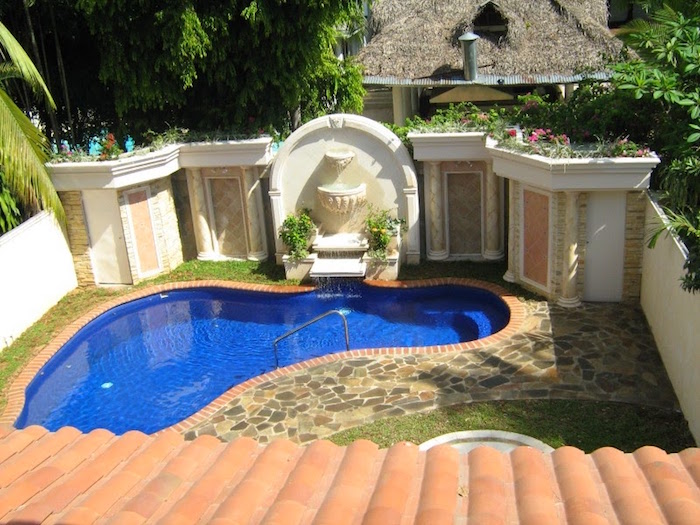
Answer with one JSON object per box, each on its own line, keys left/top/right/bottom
{"left": 0, "top": 89, "right": 64, "bottom": 225}
{"left": 0, "top": 62, "right": 21, "bottom": 83}
{"left": 0, "top": 21, "right": 55, "bottom": 109}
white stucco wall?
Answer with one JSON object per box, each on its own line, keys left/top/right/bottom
{"left": 641, "top": 196, "right": 700, "bottom": 444}
{"left": 0, "top": 212, "right": 78, "bottom": 349}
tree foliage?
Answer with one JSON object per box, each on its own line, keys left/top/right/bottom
{"left": 0, "top": 21, "right": 63, "bottom": 233}
{"left": 613, "top": 2, "right": 700, "bottom": 291}
{"left": 71, "top": 0, "right": 365, "bottom": 133}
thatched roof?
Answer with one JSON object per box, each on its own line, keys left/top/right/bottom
{"left": 356, "top": 0, "right": 623, "bottom": 80}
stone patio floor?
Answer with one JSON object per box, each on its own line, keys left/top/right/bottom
{"left": 184, "top": 298, "right": 680, "bottom": 444}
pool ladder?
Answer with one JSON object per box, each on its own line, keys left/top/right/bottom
{"left": 272, "top": 309, "right": 350, "bottom": 368}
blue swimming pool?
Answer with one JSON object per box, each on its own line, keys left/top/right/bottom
{"left": 16, "top": 282, "right": 509, "bottom": 434}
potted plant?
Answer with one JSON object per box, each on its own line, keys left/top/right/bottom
{"left": 279, "top": 209, "right": 316, "bottom": 280}
{"left": 363, "top": 206, "right": 405, "bottom": 280}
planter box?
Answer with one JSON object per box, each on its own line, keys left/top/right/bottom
{"left": 408, "top": 132, "right": 489, "bottom": 161}
{"left": 363, "top": 252, "right": 400, "bottom": 280}
{"left": 282, "top": 253, "right": 317, "bottom": 282}
{"left": 486, "top": 146, "right": 660, "bottom": 192}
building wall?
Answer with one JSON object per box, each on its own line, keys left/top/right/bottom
{"left": 641, "top": 195, "right": 700, "bottom": 443}
{"left": 0, "top": 212, "right": 78, "bottom": 348}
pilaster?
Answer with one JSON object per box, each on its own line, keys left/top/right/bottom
{"left": 426, "top": 161, "right": 448, "bottom": 260}
{"left": 557, "top": 191, "right": 582, "bottom": 307}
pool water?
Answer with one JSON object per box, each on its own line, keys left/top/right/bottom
{"left": 16, "top": 282, "right": 509, "bottom": 434}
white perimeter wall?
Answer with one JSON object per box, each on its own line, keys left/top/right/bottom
{"left": 641, "top": 195, "right": 700, "bottom": 444}
{"left": 0, "top": 212, "right": 78, "bottom": 349}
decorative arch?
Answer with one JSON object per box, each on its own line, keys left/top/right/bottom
{"left": 269, "top": 114, "right": 420, "bottom": 264}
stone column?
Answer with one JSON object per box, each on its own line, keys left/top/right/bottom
{"left": 186, "top": 168, "right": 216, "bottom": 260}
{"left": 269, "top": 189, "right": 286, "bottom": 264}
{"left": 503, "top": 178, "right": 516, "bottom": 283}
{"left": 557, "top": 191, "right": 582, "bottom": 308}
{"left": 483, "top": 163, "right": 503, "bottom": 260}
{"left": 426, "top": 161, "right": 448, "bottom": 260}
{"left": 404, "top": 186, "right": 421, "bottom": 264}
{"left": 242, "top": 166, "right": 267, "bottom": 261}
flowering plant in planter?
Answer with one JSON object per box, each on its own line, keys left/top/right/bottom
{"left": 365, "top": 206, "right": 405, "bottom": 260}
{"left": 495, "top": 127, "right": 653, "bottom": 159}
{"left": 279, "top": 208, "right": 315, "bottom": 260}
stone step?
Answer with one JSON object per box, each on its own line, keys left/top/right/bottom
{"left": 309, "top": 257, "right": 367, "bottom": 278}
{"left": 312, "top": 232, "right": 368, "bottom": 253}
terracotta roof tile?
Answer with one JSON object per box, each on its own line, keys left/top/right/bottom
{"left": 0, "top": 428, "right": 699, "bottom": 524}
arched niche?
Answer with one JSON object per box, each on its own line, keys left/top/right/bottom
{"left": 269, "top": 114, "right": 420, "bottom": 263}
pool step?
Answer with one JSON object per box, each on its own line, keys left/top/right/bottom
{"left": 309, "top": 257, "right": 366, "bottom": 278}
{"left": 312, "top": 232, "right": 369, "bottom": 253}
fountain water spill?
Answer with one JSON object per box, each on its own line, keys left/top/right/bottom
{"left": 312, "top": 277, "right": 364, "bottom": 299}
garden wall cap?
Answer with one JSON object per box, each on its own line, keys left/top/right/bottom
{"left": 1, "top": 425, "right": 698, "bottom": 524}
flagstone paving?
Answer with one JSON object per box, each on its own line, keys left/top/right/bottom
{"left": 184, "top": 298, "right": 680, "bottom": 444}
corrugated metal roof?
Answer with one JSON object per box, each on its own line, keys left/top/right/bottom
{"left": 363, "top": 71, "right": 611, "bottom": 87}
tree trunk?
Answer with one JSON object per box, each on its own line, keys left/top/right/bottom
{"left": 48, "top": 1, "right": 75, "bottom": 146}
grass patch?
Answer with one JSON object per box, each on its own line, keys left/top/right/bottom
{"left": 399, "top": 260, "right": 542, "bottom": 300}
{"left": 143, "top": 258, "right": 292, "bottom": 286}
{"left": 328, "top": 400, "right": 695, "bottom": 452}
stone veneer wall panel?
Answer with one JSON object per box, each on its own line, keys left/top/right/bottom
{"left": 623, "top": 191, "right": 646, "bottom": 300}
{"left": 124, "top": 189, "right": 160, "bottom": 275}
{"left": 58, "top": 191, "right": 94, "bottom": 286}
{"left": 208, "top": 177, "right": 248, "bottom": 257}
{"left": 171, "top": 170, "right": 197, "bottom": 261}
{"left": 522, "top": 189, "right": 550, "bottom": 289}
{"left": 576, "top": 193, "right": 588, "bottom": 300}
{"left": 442, "top": 161, "right": 485, "bottom": 257}
{"left": 447, "top": 173, "right": 482, "bottom": 255}
{"left": 551, "top": 192, "right": 565, "bottom": 298}
{"left": 510, "top": 180, "right": 522, "bottom": 279}
{"left": 119, "top": 178, "right": 184, "bottom": 284}
{"left": 153, "top": 177, "right": 184, "bottom": 272}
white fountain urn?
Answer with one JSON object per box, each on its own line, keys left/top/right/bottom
{"left": 317, "top": 149, "right": 366, "bottom": 215}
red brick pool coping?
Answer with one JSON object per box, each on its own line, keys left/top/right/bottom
{"left": 0, "top": 278, "right": 525, "bottom": 434}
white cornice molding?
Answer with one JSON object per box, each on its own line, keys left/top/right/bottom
{"left": 408, "top": 132, "right": 489, "bottom": 161}
{"left": 49, "top": 139, "right": 273, "bottom": 191}
{"left": 487, "top": 145, "right": 660, "bottom": 192}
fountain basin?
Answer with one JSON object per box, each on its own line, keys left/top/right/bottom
{"left": 317, "top": 182, "right": 367, "bottom": 215}
{"left": 324, "top": 149, "right": 355, "bottom": 171}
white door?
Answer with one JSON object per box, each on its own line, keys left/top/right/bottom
{"left": 82, "top": 190, "right": 133, "bottom": 285}
{"left": 583, "top": 192, "right": 626, "bottom": 301}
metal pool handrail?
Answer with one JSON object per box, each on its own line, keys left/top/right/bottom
{"left": 272, "top": 309, "right": 350, "bottom": 368}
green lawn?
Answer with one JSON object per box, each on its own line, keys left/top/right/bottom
{"left": 328, "top": 399, "right": 695, "bottom": 452}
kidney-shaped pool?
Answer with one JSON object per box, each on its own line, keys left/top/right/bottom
{"left": 16, "top": 281, "right": 510, "bottom": 434}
